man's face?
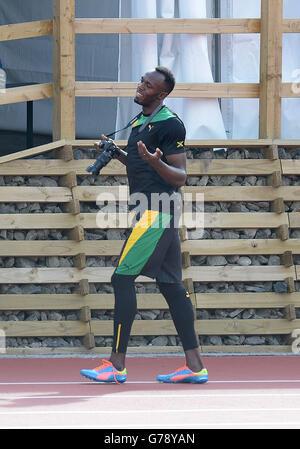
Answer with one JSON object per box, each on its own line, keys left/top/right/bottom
{"left": 134, "top": 71, "right": 168, "bottom": 106}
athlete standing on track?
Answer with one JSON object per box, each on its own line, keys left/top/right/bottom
{"left": 80, "top": 67, "right": 208, "bottom": 384}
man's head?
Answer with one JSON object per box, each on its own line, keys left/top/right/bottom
{"left": 134, "top": 66, "right": 175, "bottom": 109}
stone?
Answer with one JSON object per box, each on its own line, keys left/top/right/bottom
{"left": 207, "top": 256, "right": 227, "bottom": 266}
{"left": 273, "top": 282, "right": 288, "bottom": 293}
{"left": 238, "top": 257, "right": 252, "bottom": 266}
{"left": 244, "top": 336, "right": 265, "bottom": 345}
{"left": 149, "top": 336, "right": 169, "bottom": 346}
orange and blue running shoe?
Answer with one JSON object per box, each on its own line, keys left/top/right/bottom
{"left": 157, "top": 365, "right": 208, "bottom": 384}
{"left": 80, "top": 359, "right": 127, "bottom": 384}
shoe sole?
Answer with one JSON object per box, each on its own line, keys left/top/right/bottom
{"left": 157, "top": 376, "right": 208, "bottom": 384}
{"left": 80, "top": 371, "right": 127, "bottom": 383}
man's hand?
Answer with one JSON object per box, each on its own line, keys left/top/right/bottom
{"left": 137, "top": 140, "right": 186, "bottom": 188}
{"left": 94, "top": 134, "right": 128, "bottom": 166}
{"left": 94, "top": 134, "right": 109, "bottom": 152}
{"left": 137, "top": 140, "right": 163, "bottom": 165}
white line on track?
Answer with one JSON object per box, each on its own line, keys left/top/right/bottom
{"left": 0, "top": 379, "right": 300, "bottom": 386}
{"left": 1, "top": 392, "right": 300, "bottom": 400}
{"left": 1, "top": 407, "right": 300, "bottom": 415}
{"left": 4, "top": 423, "right": 300, "bottom": 429}
{"left": 1, "top": 423, "right": 300, "bottom": 429}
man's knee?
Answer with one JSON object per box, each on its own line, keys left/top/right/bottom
{"left": 111, "top": 272, "right": 134, "bottom": 289}
{"left": 157, "top": 281, "right": 186, "bottom": 297}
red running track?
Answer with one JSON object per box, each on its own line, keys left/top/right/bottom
{"left": 0, "top": 355, "right": 299, "bottom": 429}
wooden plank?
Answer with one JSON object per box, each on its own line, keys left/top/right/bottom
{"left": 75, "top": 82, "right": 259, "bottom": 99}
{"left": 284, "top": 304, "right": 296, "bottom": 321}
{"left": 281, "top": 251, "right": 294, "bottom": 268}
{"left": 281, "top": 160, "right": 300, "bottom": 175}
{"left": 53, "top": 0, "right": 76, "bottom": 140}
{"left": 259, "top": 0, "right": 283, "bottom": 139}
{"left": 196, "top": 292, "right": 300, "bottom": 309}
{"left": 90, "top": 318, "right": 300, "bottom": 337}
{"left": 295, "top": 266, "right": 300, "bottom": 281}
{"left": 170, "top": 83, "right": 259, "bottom": 99}
{"left": 68, "top": 139, "right": 128, "bottom": 149}
{"left": 201, "top": 212, "right": 288, "bottom": 229}
{"left": 0, "top": 212, "right": 290, "bottom": 231}
{"left": 0, "top": 293, "right": 167, "bottom": 311}
{"left": 0, "top": 20, "right": 53, "bottom": 42}
{"left": 0, "top": 140, "right": 66, "bottom": 164}
{"left": 0, "top": 212, "right": 109, "bottom": 230}
{"left": 2, "top": 237, "right": 299, "bottom": 258}
{"left": 195, "top": 319, "right": 300, "bottom": 336}
{"left": 263, "top": 145, "right": 279, "bottom": 160}
{"left": 0, "top": 213, "right": 80, "bottom": 230}
{"left": 0, "top": 158, "right": 281, "bottom": 176}
{"left": 0, "top": 321, "right": 89, "bottom": 337}
{"left": 276, "top": 223, "right": 289, "bottom": 241}
{"left": 282, "top": 19, "right": 300, "bottom": 33}
{"left": 0, "top": 265, "right": 295, "bottom": 284}
{"left": 184, "top": 345, "right": 293, "bottom": 354}
{"left": 281, "top": 83, "right": 300, "bottom": 98}
{"left": 0, "top": 159, "right": 126, "bottom": 176}
{"left": 183, "top": 237, "right": 300, "bottom": 255}
{"left": 183, "top": 186, "right": 300, "bottom": 202}
{"left": 0, "top": 240, "right": 123, "bottom": 257}
{"left": 75, "top": 185, "right": 129, "bottom": 202}
{"left": 0, "top": 187, "right": 72, "bottom": 202}
{"left": 90, "top": 320, "right": 173, "bottom": 336}
{"left": 186, "top": 265, "right": 295, "bottom": 282}
{"left": 0, "top": 83, "right": 53, "bottom": 106}
{"left": 186, "top": 159, "right": 280, "bottom": 176}
{"left": 78, "top": 279, "right": 89, "bottom": 296}
{"left": 274, "top": 139, "right": 300, "bottom": 148}
{"left": 75, "top": 18, "right": 261, "bottom": 35}
{"left": 289, "top": 213, "right": 300, "bottom": 228}
{"left": 0, "top": 267, "right": 114, "bottom": 284}
{"left": 74, "top": 185, "right": 300, "bottom": 202}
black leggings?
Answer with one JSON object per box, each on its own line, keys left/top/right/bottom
{"left": 111, "top": 272, "right": 199, "bottom": 353}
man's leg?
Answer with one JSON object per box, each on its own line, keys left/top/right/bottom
{"left": 157, "top": 281, "right": 204, "bottom": 372}
{"left": 109, "top": 272, "right": 137, "bottom": 371}
{"left": 79, "top": 272, "right": 136, "bottom": 383}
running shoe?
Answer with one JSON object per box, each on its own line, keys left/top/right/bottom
{"left": 80, "top": 359, "right": 127, "bottom": 384}
{"left": 157, "top": 365, "right": 208, "bottom": 384}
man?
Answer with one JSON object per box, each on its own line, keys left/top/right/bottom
{"left": 80, "top": 67, "right": 208, "bottom": 384}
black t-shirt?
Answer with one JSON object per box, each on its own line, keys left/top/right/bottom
{"left": 125, "top": 105, "right": 186, "bottom": 201}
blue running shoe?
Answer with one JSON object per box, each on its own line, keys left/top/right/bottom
{"left": 157, "top": 365, "right": 208, "bottom": 384}
{"left": 80, "top": 359, "right": 127, "bottom": 384}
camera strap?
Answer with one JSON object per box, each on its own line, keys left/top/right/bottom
{"left": 106, "top": 103, "right": 164, "bottom": 138}
{"left": 106, "top": 113, "right": 142, "bottom": 139}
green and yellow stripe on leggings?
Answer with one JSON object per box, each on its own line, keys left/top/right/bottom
{"left": 115, "top": 209, "right": 173, "bottom": 276}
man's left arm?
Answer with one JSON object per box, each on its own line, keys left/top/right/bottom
{"left": 137, "top": 141, "right": 187, "bottom": 188}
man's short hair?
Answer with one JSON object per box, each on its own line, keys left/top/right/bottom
{"left": 155, "top": 66, "right": 176, "bottom": 94}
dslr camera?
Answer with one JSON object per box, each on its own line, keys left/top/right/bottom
{"left": 86, "top": 138, "right": 120, "bottom": 180}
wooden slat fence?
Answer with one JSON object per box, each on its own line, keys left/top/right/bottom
{"left": 0, "top": 139, "right": 299, "bottom": 355}
{"left": 0, "top": 0, "right": 300, "bottom": 354}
